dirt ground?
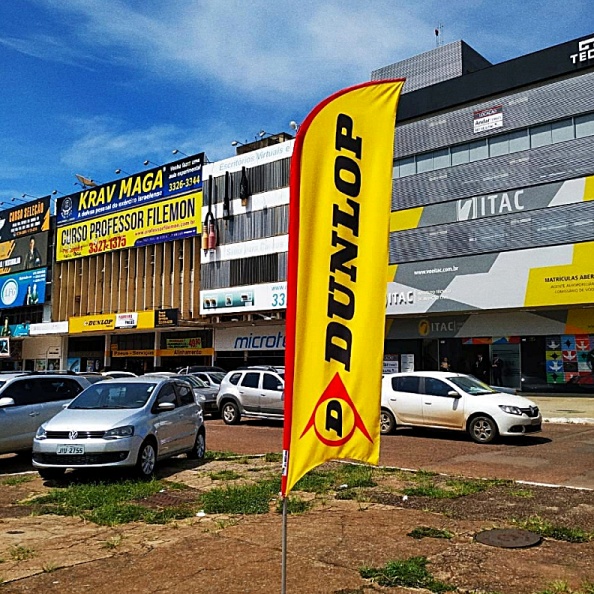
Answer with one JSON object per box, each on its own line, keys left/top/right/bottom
{"left": 0, "top": 455, "right": 593, "bottom": 594}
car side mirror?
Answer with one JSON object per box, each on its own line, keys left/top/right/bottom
{"left": 447, "top": 390, "right": 461, "bottom": 398}
{"left": 0, "top": 397, "right": 15, "bottom": 407}
{"left": 157, "top": 402, "right": 175, "bottom": 412}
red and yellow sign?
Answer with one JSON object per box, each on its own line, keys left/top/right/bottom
{"left": 69, "top": 311, "right": 155, "bottom": 333}
{"left": 281, "top": 80, "right": 404, "bottom": 497}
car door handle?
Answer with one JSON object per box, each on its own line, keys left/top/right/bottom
{"left": 29, "top": 412, "right": 40, "bottom": 417}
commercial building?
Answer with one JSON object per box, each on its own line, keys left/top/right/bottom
{"left": 377, "top": 33, "right": 594, "bottom": 391}
{"left": 201, "top": 32, "right": 594, "bottom": 393}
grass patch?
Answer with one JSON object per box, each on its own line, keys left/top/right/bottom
{"left": 204, "top": 450, "right": 245, "bottom": 461}
{"left": 209, "top": 470, "right": 242, "bottom": 481}
{"left": 294, "top": 464, "right": 376, "bottom": 494}
{"left": 360, "top": 556, "right": 454, "bottom": 592}
{"left": 200, "top": 479, "right": 280, "bottom": 515}
{"left": 102, "top": 535, "right": 123, "bottom": 550}
{"left": 264, "top": 452, "right": 283, "bottom": 463}
{"left": 514, "top": 516, "right": 592, "bottom": 543}
{"left": 0, "top": 475, "right": 34, "bottom": 486}
{"left": 535, "top": 581, "right": 594, "bottom": 594}
{"left": 276, "top": 496, "right": 312, "bottom": 514}
{"left": 407, "top": 526, "right": 454, "bottom": 540}
{"left": 404, "top": 476, "right": 504, "bottom": 499}
{"left": 26, "top": 479, "right": 197, "bottom": 526}
{"left": 8, "top": 545, "right": 34, "bottom": 562}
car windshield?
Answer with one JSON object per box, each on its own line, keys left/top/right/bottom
{"left": 207, "top": 372, "right": 225, "bottom": 384}
{"left": 183, "top": 375, "right": 208, "bottom": 389}
{"left": 69, "top": 382, "right": 156, "bottom": 409}
{"left": 449, "top": 375, "right": 496, "bottom": 395}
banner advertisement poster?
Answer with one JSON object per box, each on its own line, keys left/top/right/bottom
{"left": 401, "top": 354, "right": 415, "bottom": 372}
{"left": 0, "top": 268, "right": 46, "bottom": 309}
{"left": 0, "top": 338, "right": 9, "bottom": 357}
{"left": 0, "top": 198, "right": 51, "bottom": 241}
{"left": 281, "top": 79, "right": 404, "bottom": 497}
{"left": 383, "top": 355, "right": 399, "bottom": 374}
{"left": 165, "top": 337, "right": 202, "bottom": 349}
{"left": 201, "top": 282, "right": 287, "bottom": 315}
{"left": 67, "top": 358, "right": 81, "bottom": 372}
{"left": 56, "top": 153, "right": 204, "bottom": 261}
{"left": 0, "top": 233, "right": 49, "bottom": 274}
{"left": 155, "top": 308, "right": 178, "bottom": 328}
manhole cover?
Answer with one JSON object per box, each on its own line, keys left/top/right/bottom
{"left": 475, "top": 528, "right": 541, "bottom": 548}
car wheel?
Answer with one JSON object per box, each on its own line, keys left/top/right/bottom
{"left": 136, "top": 439, "right": 157, "bottom": 478}
{"left": 38, "top": 468, "right": 66, "bottom": 480}
{"left": 380, "top": 408, "right": 396, "bottom": 435}
{"left": 468, "top": 415, "right": 498, "bottom": 444}
{"left": 187, "top": 430, "right": 206, "bottom": 460}
{"left": 221, "top": 401, "right": 241, "bottom": 425}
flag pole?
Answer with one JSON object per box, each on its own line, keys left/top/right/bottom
{"left": 281, "top": 496, "right": 287, "bottom": 594}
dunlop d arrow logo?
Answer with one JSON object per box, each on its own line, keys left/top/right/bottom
{"left": 300, "top": 373, "right": 372, "bottom": 447}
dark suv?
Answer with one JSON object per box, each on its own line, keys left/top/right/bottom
{"left": 216, "top": 366, "right": 284, "bottom": 424}
{"left": 0, "top": 372, "right": 91, "bottom": 455}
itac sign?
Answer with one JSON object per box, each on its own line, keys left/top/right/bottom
{"left": 570, "top": 36, "right": 594, "bottom": 65}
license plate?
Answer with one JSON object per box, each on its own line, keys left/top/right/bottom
{"left": 57, "top": 444, "right": 85, "bottom": 455}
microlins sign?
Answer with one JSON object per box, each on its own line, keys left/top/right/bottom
{"left": 570, "top": 35, "right": 594, "bottom": 65}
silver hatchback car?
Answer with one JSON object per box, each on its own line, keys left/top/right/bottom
{"left": 0, "top": 373, "right": 91, "bottom": 456}
{"left": 32, "top": 377, "right": 205, "bottom": 480}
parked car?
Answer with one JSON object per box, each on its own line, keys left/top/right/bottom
{"left": 191, "top": 371, "right": 226, "bottom": 389}
{"left": 143, "top": 373, "right": 218, "bottom": 417}
{"left": 216, "top": 366, "right": 284, "bottom": 425}
{"left": 77, "top": 372, "right": 112, "bottom": 384}
{"left": 32, "top": 376, "right": 206, "bottom": 479}
{"left": 179, "top": 374, "right": 219, "bottom": 417}
{"left": 102, "top": 371, "right": 137, "bottom": 379}
{"left": 178, "top": 365, "right": 226, "bottom": 374}
{"left": 380, "top": 371, "right": 542, "bottom": 444}
{"left": 0, "top": 373, "right": 91, "bottom": 455}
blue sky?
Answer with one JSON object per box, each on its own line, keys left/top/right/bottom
{"left": 0, "top": 0, "right": 591, "bottom": 207}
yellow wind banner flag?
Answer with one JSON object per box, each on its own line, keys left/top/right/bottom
{"left": 281, "top": 80, "right": 404, "bottom": 497}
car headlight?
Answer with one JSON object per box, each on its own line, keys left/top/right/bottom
{"left": 104, "top": 425, "right": 134, "bottom": 439}
{"left": 198, "top": 394, "right": 206, "bottom": 401}
{"left": 499, "top": 405, "right": 523, "bottom": 416}
{"left": 35, "top": 425, "right": 47, "bottom": 440}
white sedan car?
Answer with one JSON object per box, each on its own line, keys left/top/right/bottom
{"left": 380, "top": 371, "right": 542, "bottom": 444}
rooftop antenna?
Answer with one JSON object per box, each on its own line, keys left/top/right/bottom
{"left": 435, "top": 23, "right": 443, "bottom": 47}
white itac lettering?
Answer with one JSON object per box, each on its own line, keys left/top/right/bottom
{"left": 570, "top": 37, "right": 594, "bottom": 64}
{"left": 457, "top": 190, "right": 524, "bottom": 221}
{"left": 386, "top": 291, "right": 414, "bottom": 306}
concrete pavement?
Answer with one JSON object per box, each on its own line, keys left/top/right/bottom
{"left": 523, "top": 392, "right": 594, "bottom": 424}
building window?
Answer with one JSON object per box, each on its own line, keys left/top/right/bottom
{"left": 468, "top": 139, "right": 488, "bottom": 162}
{"left": 530, "top": 123, "right": 552, "bottom": 148}
{"left": 575, "top": 113, "right": 594, "bottom": 138}
{"left": 451, "top": 145, "right": 469, "bottom": 166}
{"left": 489, "top": 135, "right": 509, "bottom": 157}
{"left": 551, "top": 118, "right": 574, "bottom": 143}
{"left": 393, "top": 111, "right": 594, "bottom": 179}
{"left": 508, "top": 129, "right": 529, "bottom": 153}
{"left": 416, "top": 153, "right": 433, "bottom": 173}
{"left": 432, "top": 148, "right": 450, "bottom": 170}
